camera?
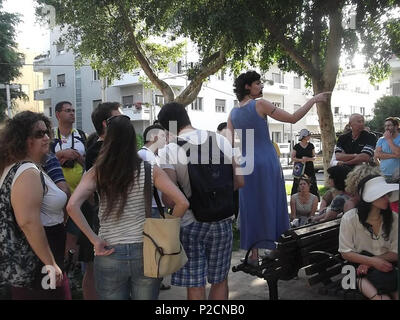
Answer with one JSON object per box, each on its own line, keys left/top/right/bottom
{"left": 62, "top": 159, "right": 76, "bottom": 168}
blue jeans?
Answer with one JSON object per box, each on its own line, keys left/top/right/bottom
{"left": 94, "top": 243, "right": 161, "bottom": 300}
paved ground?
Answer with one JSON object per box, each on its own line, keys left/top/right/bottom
{"left": 159, "top": 249, "right": 340, "bottom": 301}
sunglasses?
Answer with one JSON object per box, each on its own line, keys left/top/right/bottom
{"left": 106, "top": 114, "right": 130, "bottom": 126}
{"left": 33, "top": 129, "right": 50, "bottom": 139}
{"left": 62, "top": 108, "right": 75, "bottom": 113}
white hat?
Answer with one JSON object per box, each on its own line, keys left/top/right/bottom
{"left": 299, "top": 129, "right": 311, "bottom": 140}
{"left": 361, "top": 176, "right": 399, "bottom": 203}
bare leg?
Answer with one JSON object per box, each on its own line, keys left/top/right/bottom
{"left": 208, "top": 279, "right": 229, "bottom": 300}
{"left": 249, "top": 248, "right": 258, "bottom": 260}
{"left": 390, "top": 291, "right": 399, "bottom": 300}
{"left": 82, "top": 262, "right": 97, "bottom": 300}
{"left": 358, "top": 278, "right": 391, "bottom": 300}
{"left": 187, "top": 287, "right": 206, "bottom": 300}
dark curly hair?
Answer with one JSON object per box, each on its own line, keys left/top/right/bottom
{"left": 233, "top": 71, "right": 261, "bottom": 101}
{"left": 327, "top": 165, "right": 352, "bottom": 191}
{"left": 0, "top": 111, "right": 43, "bottom": 173}
{"left": 356, "top": 175, "right": 393, "bottom": 241}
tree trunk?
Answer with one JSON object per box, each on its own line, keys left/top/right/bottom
{"left": 313, "top": 80, "right": 336, "bottom": 185}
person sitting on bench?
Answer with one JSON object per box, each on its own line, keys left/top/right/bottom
{"left": 311, "top": 165, "right": 352, "bottom": 223}
{"left": 339, "top": 175, "right": 399, "bottom": 300}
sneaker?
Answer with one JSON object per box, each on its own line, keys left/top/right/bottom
{"left": 160, "top": 283, "right": 171, "bottom": 290}
{"left": 240, "top": 257, "right": 260, "bottom": 266}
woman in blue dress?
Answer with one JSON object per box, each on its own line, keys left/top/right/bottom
{"left": 228, "top": 71, "right": 330, "bottom": 264}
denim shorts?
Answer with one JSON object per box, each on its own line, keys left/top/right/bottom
{"left": 171, "top": 219, "right": 233, "bottom": 287}
{"left": 94, "top": 243, "right": 161, "bottom": 300}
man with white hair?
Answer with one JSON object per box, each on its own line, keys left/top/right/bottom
{"left": 335, "top": 113, "right": 377, "bottom": 168}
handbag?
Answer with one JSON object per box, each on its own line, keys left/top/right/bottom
{"left": 292, "top": 161, "right": 305, "bottom": 178}
{"left": 142, "top": 162, "right": 188, "bottom": 278}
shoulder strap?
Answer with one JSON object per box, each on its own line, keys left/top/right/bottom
{"left": 19, "top": 161, "right": 47, "bottom": 195}
{"left": 153, "top": 188, "right": 165, "bottom": 218}
{"left": 77, "top": 129, "right": 87, "bottom": 146}
{"left": 144, "top": 161, "right": 152, "bottom": 218}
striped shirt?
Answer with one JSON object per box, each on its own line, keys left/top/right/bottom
{"left": 98, "top": 162, "right": 152, "bottom": 245}
{"left": 42, "top": 153, "right": 66, "bottom": 184}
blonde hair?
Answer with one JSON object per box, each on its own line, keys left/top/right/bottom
{"left": 345, "top": 164, "right": 382, "bottom": 196}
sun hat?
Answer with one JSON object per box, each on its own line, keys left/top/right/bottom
{"left": 298, "top": 129, "right": 311, "bottom": 141}
{"left": 361, "top": 176, "right": 399, "bottom": 203}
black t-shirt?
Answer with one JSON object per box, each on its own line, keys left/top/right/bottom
{"left": 85, "top": 140, "right": 103, "bottom": 170}
{"left": 293, "top": 142, "right": 315, "bottom": 176}
{"left": 335, "top": 130, "right": 376, "bottom": 158}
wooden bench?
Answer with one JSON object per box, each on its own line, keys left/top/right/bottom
{"left": 232, "top": 217, "right": 364, "bottom": 300}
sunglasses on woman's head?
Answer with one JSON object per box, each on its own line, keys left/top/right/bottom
{"left": 106, "top": 114, "right": 130, "bottom": 126}
{"left": 33, "top": 129, "right": 50, "bottom": 139}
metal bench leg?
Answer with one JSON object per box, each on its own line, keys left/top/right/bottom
{"left": 267, "top": 279, "right": 278, "bottom": 300}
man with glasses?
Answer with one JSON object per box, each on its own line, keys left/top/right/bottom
{"left": 374, "top": 117, "right": 400, "bottom": 182}
{"left": 51, "top": 101, "right": 87, "bottom": 279}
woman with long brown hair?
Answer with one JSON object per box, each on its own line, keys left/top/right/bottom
{"left": 67, "top": 115, "right": 188, "bottom": 300}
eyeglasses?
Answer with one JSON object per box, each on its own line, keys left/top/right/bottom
{"left": 106, "top": 114, "right": 130, "bottom": 126}
{"left": 33, "top": 129, "right": 50, "bottom": 139}
{"left": 62, "top": 108, "right": 75, "bottom": 113}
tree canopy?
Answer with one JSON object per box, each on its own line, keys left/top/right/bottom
{"left": 35, "top": 0, "right": 230, "bottom": 105}
{"left": 159, "top": 0, "right": 400, "bottom": 176}
{"left": 367, "top": 95, "right": 400, "bottom": 132}
{"left": 0, "top": 0, "right": 26, "bottom": 121}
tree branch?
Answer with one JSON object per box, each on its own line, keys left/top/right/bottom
{"left": 261, "top": 16, "right": 321, "bottom": 79}
{"left": 175, "top": 39, "right": 229, "bottom": 106}
{"left": 322, "top": 4, "right": 343, "bottom": 89}
{"left": 117, "top": 1, "right": 175, "bottom": 102}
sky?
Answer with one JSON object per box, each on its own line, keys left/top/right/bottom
{"left": 3, "top": 0, "right": 49, "bottom": 53}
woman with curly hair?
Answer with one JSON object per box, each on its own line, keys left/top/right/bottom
{"left": 339, "top": 175, "right": 398, "bottom": 300}
{"left": 228, "top": 70, "right": 330, "bottom": 263}
{"left": 0, "top": 111, "right": 63, "bottom": 299}
{"left": 343, "top": 164, "right": 382, "bottom": 212}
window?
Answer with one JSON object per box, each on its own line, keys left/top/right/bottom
{"left": 93, "top": 70, "right": 100, "bottom": 81}
{"left": 374, "top": 85, "right": 379, "bottom": 91}
{"left": 191, "top": 97, "right": 203, "bottom": 111}
{"left": 272, "top": 72, "right": 283, "bottom": 83}
{"left": 294, "top": 104, "right": 301, "bottom": 111}
{"left": 233, "top": 100, "right": 239, "bottom": 108}
{"left": 360, "top": 107, "right": 365, "bottom": 115}
{"left": 56, "top": 42, "right": 65, "bottom": 55}
{"left": 93, "top": 99, "right": 102, "bottom": 110}
{"left": 215, "top": 99, "right": 226, "bottom": 113}
{"left": 217, "top": 70, "right": 225, "bottom": 81}
{"left": 122, "top": 95, "right": 134, "bottom": 108}
{"left": 293, "top": 76, "right": 301, "bottom": 89}
{"left": 272, "top": 132, "right": 282, "bottom": 143}
{"left": 272, "top": 102, "right": 282, "bottom": 109}
{"left": 48, "top": 79, "right": 51, "bottom": 88}
{"left": 393, "top": 83, "right": 400, "bottom": 96}
{"left": 57, "top": 74, "right": 65, "bottom": 87}
{"left": 177, "top": 61, "right": 183, "bottom": 74}
{"left": 155, "top": 95, "right": 164, "bottom": 106}
{"left": 49, "top": 107, "right": 52, "bottom": 117}
{"left": 334, "top": 107, "right": 340, "bottom": 115}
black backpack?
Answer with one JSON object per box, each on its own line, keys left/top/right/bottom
{"left": 177, "top": 131, "right": 234, "bottom": 222}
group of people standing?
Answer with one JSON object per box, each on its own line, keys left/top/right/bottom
{"left": 0, "top": 69, "right": 398, "bottom": 301}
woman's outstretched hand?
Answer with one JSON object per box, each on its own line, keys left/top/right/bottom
{"left": 313, "top": 92, "right": 331, "bottom": 104}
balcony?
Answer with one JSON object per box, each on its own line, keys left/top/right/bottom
{"left": 34, "top": 88, "right": 51, "bottom": 101}
{"left": 33, "top": 53, "right": 51, "bottom": 73}
{"left": 263, "top": 82, "right": 289, "bottom": 95}
{"left": 123, "top": 105, "right": 150, "bottom": 121}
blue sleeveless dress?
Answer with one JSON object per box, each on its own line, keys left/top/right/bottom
{"left": 230, "top": 100, "right": 290, "bottom": 250}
